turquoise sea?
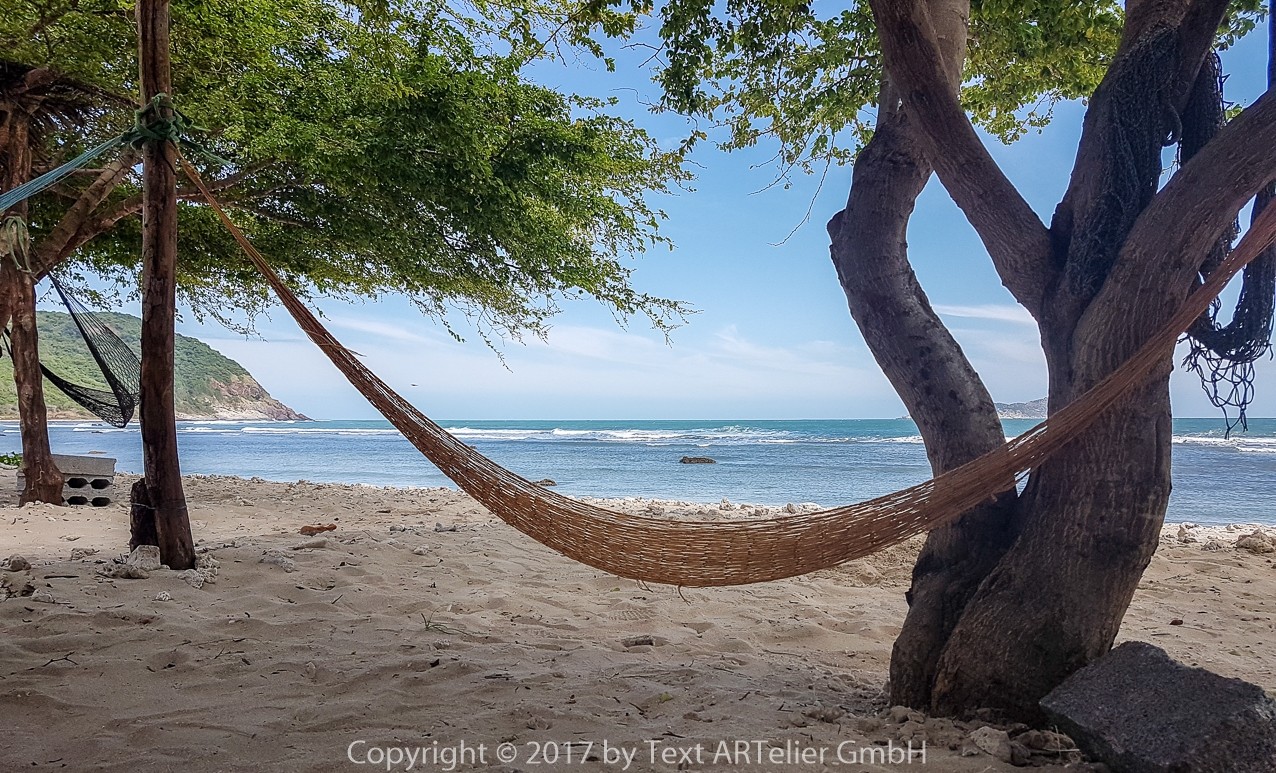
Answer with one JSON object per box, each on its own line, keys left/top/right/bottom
{"left": 2, "top": 417, "right": 1273, "bottom": 525}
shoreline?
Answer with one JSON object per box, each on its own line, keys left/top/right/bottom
{"left": 1, "top": 474, "right": 1273, "bottom": 771}
{"left": 6, "top": 419, "right": 1275, "bottom": 524}
{"left": 1, "top": 467, "right": 1271, "bottom": 530}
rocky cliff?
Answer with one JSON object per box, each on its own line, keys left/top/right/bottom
{"left": 994, "top": 397, "right": 1048, "bottom": 420}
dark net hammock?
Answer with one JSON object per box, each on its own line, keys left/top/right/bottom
{"left": 2, "top": 273, "right": 141, "bottom": 428}
{"left": 1181, "top": 53, "right": 1276, "bottom": 432}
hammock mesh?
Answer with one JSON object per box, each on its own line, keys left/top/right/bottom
{"left": 1182, "top": 52, "right": 1276, "bottom": 431}
{"left": 2, "top": 275, "right": 142, "bottom": 428}
{"left": 44, "top": 274, "right": 141, "bottom": 427}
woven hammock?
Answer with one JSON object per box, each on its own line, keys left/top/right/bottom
{"left": 181, "top": 156, "right": 1276, "bottom": 587}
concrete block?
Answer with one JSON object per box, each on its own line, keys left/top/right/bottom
{"left": 17, "top": 454, "right": 116, "bottom": 507}
{"left": 51, "top": 453, "right": 116, "bottom": 477}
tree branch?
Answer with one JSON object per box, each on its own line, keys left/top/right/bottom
{"left": 31, "top": 150, "right": 138, "bottom": 276}
{"left": 1049, "top": 0, "right": 1230, "bottom": 314}
{"left": 33, "top": 160, "right": 276, "bottom": 277}
{"left": 868, "top": 0, "right": 1054, "bottom": 316}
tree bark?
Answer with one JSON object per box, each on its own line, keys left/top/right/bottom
{"left": 829, "top": 0, "right": 1025, "bottom": 709}
{"left": 1, "top": 98, "right": 63, "bottom": 505}
{"left": 133, "top": 0, "right": 194, "bottom": 569}
{"left": 30, "top": 154, "right": 137, "bottom": 279}
{"left": 867, "top": 0, "right": 1053, "bottom": 315}
{"left": 6, "top": 265, "right": 64, "bottom": 505}
{"left": 128, "top": 479, "right": 159, "bottom": 551}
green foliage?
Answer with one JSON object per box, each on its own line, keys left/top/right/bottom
{"left": 3, "top": 0, "right": 690, "bottom": 341}
{"left": 0, "top": 452, "right": 21, "bottom": 467}
{"left": 0, "top": 310, "right": 253, "bottom": 417}
{"left": 963, "top": 0, "right": 1123, "bottom": 142}
{"left": 577, "top": 0, "right": 1265, "bottom": 181}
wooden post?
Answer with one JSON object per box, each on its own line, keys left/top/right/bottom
{"left": 134, "top": 0, "right": 194, "bottom": 569}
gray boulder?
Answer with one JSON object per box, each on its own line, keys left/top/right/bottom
{"left": 1040, "top": 641, "right": 1276, "bottom": 773}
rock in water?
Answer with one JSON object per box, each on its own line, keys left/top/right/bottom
{"left": 679, "top": 456, "right": 716, "bottom": 464}
{"left": 1040, "top": 641, "right": 1276, "bottom": 773}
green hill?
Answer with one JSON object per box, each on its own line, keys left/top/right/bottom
{"left": 0, "top": 311, "right": 307, "bottom": 421}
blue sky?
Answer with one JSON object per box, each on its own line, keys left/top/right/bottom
{"left": 163, "top": 20, "right": 1274, "bottom": 421}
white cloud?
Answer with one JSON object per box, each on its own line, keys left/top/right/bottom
{"left": 933, "top": 304, "right": 1037, "bottom": 325}
{"left": 327, "top": 316, "right": 449, "bottom": 347}
{"left": 201, "top": 317, "right": 904, "bottom": 420}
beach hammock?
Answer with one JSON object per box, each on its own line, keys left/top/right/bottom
{"left": 184, "top": 157, "right": 1275, "bottom": 587}
{"left": 0, "top": 218, "right": 141, "bottom": 427}
{"left": 38, "top": 273, "right": 141, "bottom": 428}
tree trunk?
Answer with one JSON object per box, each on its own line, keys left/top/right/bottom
{"left": 128, "top": 479, "right": 159, "bottom": 551}
{"left": 1, "top": 101, "right": 62, "bottom": 505}
{"left": 6, "top": 266, "right": 64, "bottom": 505}
{"left": 853, "top": 0, "right": 1263, "bottom": 720}
{"left": 830, "top": 0, "right": 1023, "bottom": 709}
{"left": 920, "top": 7, "right": 1225, "bottom": 720}
{"left": 828, "top": 96, "right": 1018, "bottom": 708}
{"left": 133, "top": 0, "right": 194, "bottom": 569}
{"left": 930, "top": 370, "right": 1173, "bottom": 720}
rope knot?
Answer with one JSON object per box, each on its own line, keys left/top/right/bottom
{"left": 128, "top": 93, "right": 199, "bottom": 148}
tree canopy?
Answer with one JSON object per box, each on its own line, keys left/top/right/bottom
{"left": 1, "top": 0, "right": 688, "bottom": 339}
{"left": 611, "top": 0, "right": 1263, "bottom": 177}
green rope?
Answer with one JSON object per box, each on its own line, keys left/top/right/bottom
{"left": 130, "top": 93, "right": 232, "bottom": 165}
{"left": 0, "top": 132, "right": 136, "bottom": 213}
{"left": 0, "top": 93, "right": 227, "bottom": 215}
{"left": 0, "top": 215, "right": 33, "bottom": 273}
{"left": 128, "top": 93, "right": 190, "bottom": 147}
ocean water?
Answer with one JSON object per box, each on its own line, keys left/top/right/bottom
{"left": 1, "top": 417, "right": 1273, "bottom": 525}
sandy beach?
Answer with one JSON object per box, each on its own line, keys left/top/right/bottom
{"left": 1, "top": 474, "right": 1273, "bottom": 772}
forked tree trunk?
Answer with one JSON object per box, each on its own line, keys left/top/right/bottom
{"left": 1, "top": 104, "right": 62, "bottom": 505}
{"left": 931, "top": 375, "right": 1173, "bottom": 718}
{"left": 829, "top": 0, "right": 1021, "bottom": 709}
{"left": 845, "top": 0, "right": 1265, "bottom": 720}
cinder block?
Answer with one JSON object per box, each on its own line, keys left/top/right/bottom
{"left": 17, "top": 454, "right": 116, "bottom": 507}
{"left": 51, "top": 453, "right": 116, "bottom": 478}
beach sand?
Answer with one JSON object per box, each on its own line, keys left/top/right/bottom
{"left": 1, "top": 474, "right": 1273, "bottom": 771}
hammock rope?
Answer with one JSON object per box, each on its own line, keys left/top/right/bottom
{"left": 0, "top": 94, "right": 214, "bottom": 215}
{"left": 177, "top": 152, "right": 1276, "bottom": 587}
